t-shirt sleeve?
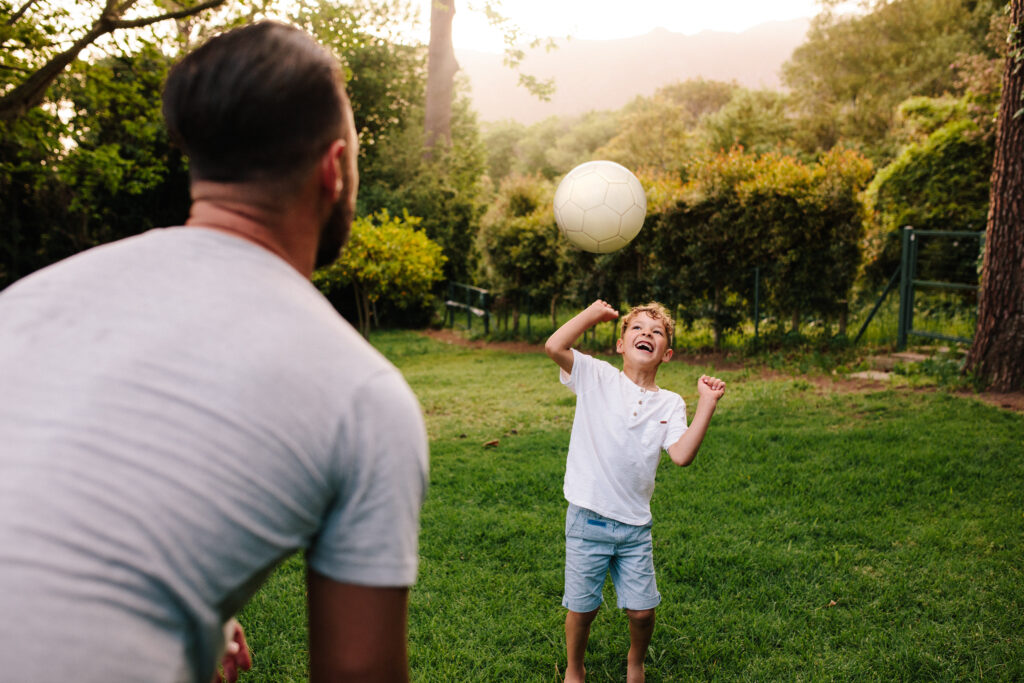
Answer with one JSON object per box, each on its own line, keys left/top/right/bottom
{"left": 661, "top": 394, "right": 689, "bottom": 450}
{"left": 307, "top": 369, "right": 428, "bottom": 587}
{"left": 561, "top": 348, "right": 612, "bottom": 395}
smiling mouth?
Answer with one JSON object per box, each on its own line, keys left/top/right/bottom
{"left": 635, "top": 341, "right": 654, "bottom": 353}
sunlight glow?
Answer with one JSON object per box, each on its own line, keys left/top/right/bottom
{"left": 421, "top": 0, "right": 828, "bottom": 53}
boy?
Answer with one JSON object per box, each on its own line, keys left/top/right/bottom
{"left": 545, "top": 299, "right": 726, "bottom": 683}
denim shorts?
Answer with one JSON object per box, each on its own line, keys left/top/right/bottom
{"left": 562, "top": 503, "right": 661, "bottom": 612}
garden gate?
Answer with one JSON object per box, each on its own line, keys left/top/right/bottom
{"left": 856, "top": 227, "right": 984, "bottom": 348}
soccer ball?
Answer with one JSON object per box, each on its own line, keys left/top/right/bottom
{"left": 553, "top": 160, "right": 647, "bottom": 254}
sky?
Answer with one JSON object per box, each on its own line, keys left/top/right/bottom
{"left": 422, "top": 0, "right": 827, "bottom": 53}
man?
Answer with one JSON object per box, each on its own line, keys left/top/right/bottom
{"left": 0, "top": 21, "right": 428, "bottom": 683}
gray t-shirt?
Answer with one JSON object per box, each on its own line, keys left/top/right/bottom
{"left": 0, "top": 228, "right": 428, "bottom": 682}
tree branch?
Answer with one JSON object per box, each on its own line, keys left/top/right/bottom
{"left": 105, "top": 0, "right": 224, "bottom": 31}
{"left": 0, "top": 0, "right": 225, "bottom": 122}
{"left": 7, "top": 0, "right": 40, "bottom": 25}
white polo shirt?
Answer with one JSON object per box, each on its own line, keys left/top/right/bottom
{"left": 560, "top": 349, "right": 688, "bottom": 525}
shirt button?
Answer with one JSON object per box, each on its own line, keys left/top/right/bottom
{"left": 633, "top": 411, "right": 637, "bottom": 416}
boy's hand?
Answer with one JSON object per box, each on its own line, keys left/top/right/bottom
{"left": 546, "top": 299, "right": 619, "bottom": 375}
{"left": 586, "top": 299, "right": 620, "bottom": 324}
{"left": 697, "top": 375, "right": 726, "bottom": 401}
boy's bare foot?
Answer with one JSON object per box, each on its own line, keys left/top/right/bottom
{"left": 626, "top": 661, "right": 645, "bottom": 683}
{"left": 564, "top": 664, "right": 586, "bottom": 683}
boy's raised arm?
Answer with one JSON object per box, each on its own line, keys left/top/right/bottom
{"left": 544, "top": 299, "right": 620, "bottom": 374}
{"left": 666, "top": 375, "right": 726, "bottom": 467}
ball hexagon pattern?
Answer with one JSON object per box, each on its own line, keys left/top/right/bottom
{"left": 553, "top": 160, "right": 647, "bottom": 254}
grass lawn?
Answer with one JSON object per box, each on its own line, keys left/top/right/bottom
{"left": 239, "top": 330, "right": 1024, "bottom": 681}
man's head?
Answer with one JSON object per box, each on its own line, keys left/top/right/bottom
{"left": 162, "top": 21, "right": 357, "bottom": 266}
{"left": 616, "top": 302, "right": 675, "bottom": 368}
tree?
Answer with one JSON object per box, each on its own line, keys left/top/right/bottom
{"left": 596, "top": 79, "right": 737, "bottom": 174}
{"left": 313, "top": 210, "right": 447, "bottom": 336}
{"left": 650, "top": 147, "right": 872, "bottom": 346}
{"left": 965, "top": 0, "right": 1024, "bottom": 391}
{"left": 782, "top": 0, "right": 1005, "bottom": 160}
{"left": 0, "top": 41, "right": 187, "bottom": 289}
{"left": 423, "top": 0, "right": 554, "bottom": 156}
{"left": 595, "top": 94, "right": 697, "bottom": 172}
{"left": 424, "top": 0, "right": 458, "bottom": 152}
{"left": 861, "top": 114, "right": 993, "bottom": 286}
{"left": 0, "top": 0, "right": 225, "bottom": 122}
{"left": 475, "top": 173, "right": 566, "bottom": 329}
{"left": 698, "top": 88, "right": 796, "bottom": 156}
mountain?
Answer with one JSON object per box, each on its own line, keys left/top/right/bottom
{"left": 456, "top": 18, "right": 811, "bottom": 124}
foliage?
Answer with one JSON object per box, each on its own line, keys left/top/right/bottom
{"left": 475, "top": 174, "right": 569, "bottom": 325}
{"left": 862, "top": 116, "right": 993, "bottom": 286}
{"left": 698, "top": 88, "right": 797, "bottom": 157}
{"left": 0, "top": 0, "right": 227, "bottom": 122}
{"left": 487, "top": 112, "right": 618, "bottom": 182}
{"left": 0, "top": 42, "right": 187, "bottom": 289}
{"left": 0, "top": 0, "right": 484, "bottom": 297}
{"left": 595, "top": 94, "right": 698, "bottom": 173}
{"left": 782, "top": 0, "right": 1005, "bottom": 162}
{"left": 596, "top": 79, "right": 737, "bottom": 174}
{"left": 358, "top": 93, "right": 487, "bottom": 284}
{"left": 480, "top": 80, "right": 736, "bottom": 187}
{"left": 650, "top": 147, "right": 873, "bottom": 345}
{"left": 289, "top": 0, "right": 488, "bottom": 284}
{"left": 313, "top": 210, "right": 446, "bottom": 336}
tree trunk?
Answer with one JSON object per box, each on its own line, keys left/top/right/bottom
{"left": 352, "top": 282, "right": 370, "bottom": 338}
{"left": 965, "top": 0, "right": 1024, "bottom": 392}
{"left": 424, "top": 0, "right": 458, "bottom": 155}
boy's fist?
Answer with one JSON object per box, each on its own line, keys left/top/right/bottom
{"left": 698, "top": 375, "right": 726, "bottom": 401}
{"left": 587, "top": 299, "right": 620, "bottom": 323}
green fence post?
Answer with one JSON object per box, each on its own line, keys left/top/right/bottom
{"left": 753, "top": 266, "right": 760, "bottom": 351}
{"left": 897, "top": 227, "right": 913, "bottom": 350}
{"left": 483, "top": 291, "right": 490, "bottom": 335}
{"left": 526, "top": 294, "right": 532, "bottom": 338}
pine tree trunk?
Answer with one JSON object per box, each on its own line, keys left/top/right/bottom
{"left": 424, "top": 0, "right": 458, "bottom": 155}
{"left": 965, "top": 0, "right": 1024, "bottom": 392}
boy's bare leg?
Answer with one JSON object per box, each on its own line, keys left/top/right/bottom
{"left": 565, "top": 607, "right": 599, "bottom": 682}
{"left": 625, "top": 608, "right": 655, "bottom": 683}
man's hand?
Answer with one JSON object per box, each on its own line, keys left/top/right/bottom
{"left": 697, "top": 375, "right": 726, "bottom": 402}
{"left": 212, "top": 619, "right": 252, "bottom": 683}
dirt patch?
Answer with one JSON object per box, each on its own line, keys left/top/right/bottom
{"left": 958, "top": 390, "right": 1024, "bottom": 413}
{"left": 420, "top": 328, "right": 545, "bottom": 355}
{"left": 417, "top": 329, "right": 1024, "bottom": 413}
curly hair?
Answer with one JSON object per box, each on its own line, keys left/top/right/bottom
{"left": 620, "top": 302, "right": 675, "bottom": 339}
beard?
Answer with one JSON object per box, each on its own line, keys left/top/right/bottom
{"left": 313, "top": 195, "right": 354, "bottom": 270}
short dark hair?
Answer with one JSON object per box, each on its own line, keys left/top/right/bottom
{"left": 162, "top": 21, "right": 348, "bottom": 186}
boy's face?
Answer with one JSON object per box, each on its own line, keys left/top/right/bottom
{"left": 616, "top": 312, "right": 673, "bottom": 368}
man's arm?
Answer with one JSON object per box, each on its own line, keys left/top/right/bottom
{"left": 307, "top": 570, "right": 410, "bottom": 682}
{"left": 666, "top": 375, "right": 726, "bottom": 467}
{"left": 544, "top": 299, "right": 619, "bottom": 374}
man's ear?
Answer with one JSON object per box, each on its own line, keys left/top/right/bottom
{"left": 319, "top": 139, "right": 347, "bottom": 201}
{"left": 615, "top": 337, "right": 625, "bottom": 354}
{"left": 662, "top": 348, "right": 674, "bottom": 363}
